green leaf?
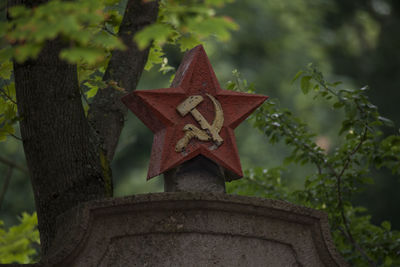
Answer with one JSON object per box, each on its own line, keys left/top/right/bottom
{"left": 14, "top": 44, "right": 42, "bottom": 62}
{"left": 91, "top": 31, "right": 125, "bottom": 50}
{"left": 134, "top": 23, "right": 175, "bottom": 50}
{"left": 0, "top": 213, "right": 39, "bottom": 263}
{"left": 78, "top": 68, "right": 97, "bottom": 84}
{"left": 144, "top": 45, "right": 165, "bottom": 71}
{"left": 186, "top": 16, "right": 238, "bottom": 42}
{"left": 378, "top": 116, "right": 394, "bottom": 127}
{"left": 60, "top": 47, "right": 105, "bottom": 65}
{"left": 8, "top": 5, "right": 29, "bottom": 18}
{"left": 83, "top": 76, "right": 106, "bottom": 99}
{"left": 330, "top": 81, "right": 343, "bottom": 87}
{"left": 300, "top": 75, "right": 312, "bottom": 94}
{"left": 291, "top": 70, "right": 303, "bottom": 84}
{"left": 0, "top": 48, "right": 13, "bottom": 62}
{"left": 384, "top": 256, "right": 393, "bottom": 266}
{"left": 177, "top": 35, "right": 201, "bottom": 51}
{"left": 85, "top": 86, "right": 98, "bottom": 98}
{"left": 0, "top": 61, "right": 13, "bottom": 80}
{"left": 31, "top": 22, "right": 61, "bottom": 42}
{"left": 0, "top": 124, "right": 15, "bottom": 142}
{"left": 333, "top": 101, "right": 344, "bottom": 109}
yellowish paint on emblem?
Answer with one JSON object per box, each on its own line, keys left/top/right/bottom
{"left": 175, "top": 94, "right": 224, "bottom": 152}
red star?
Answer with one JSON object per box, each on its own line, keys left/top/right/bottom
{"left": 122, "top": 45, "right": 268, "bottom": 180}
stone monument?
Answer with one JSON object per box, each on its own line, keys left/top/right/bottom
{"left": 14, "top": 45, "right": 348, "bottom": 266}
{"left": 122, "top": 45, "right": 268, "bottom": 193}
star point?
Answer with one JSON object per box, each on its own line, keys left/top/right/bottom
{"left": 122, "top": 45, "right": 268, "bottom": 180}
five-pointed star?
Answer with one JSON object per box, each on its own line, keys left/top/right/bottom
{"left": 122, "top": 45, "right": 268, "bottom": 180}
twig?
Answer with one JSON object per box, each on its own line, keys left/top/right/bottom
{"left": 336, "top": 127, "right": 368, "bottom": 205}
{"left": 0, "top": 166, "right": 13, "bottom": 210}
{"left": 281, "top": 123, "right": 325, "bottom": 175}
{"left": 304, "top": 73, "right": 377, "bottom": 265}
{"left": 314, "top": 75, "right": 376, "bottom": 265}
{"left": 0, "top": 155, "right": 28, "bottom": 173}
{"left": 338, "top": 226, "right": 377, "bottom": 267}
{"left": 0, "top": 87, "right": 17, "bottom": 104}
{"left": 8, "top": 132, "right": 22, "bottom": 141}
{"left": 335, "top": 127, "right": 376, "bottom": 266}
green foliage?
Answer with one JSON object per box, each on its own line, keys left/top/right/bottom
{"left": 0, "top": 60, "right": 17, "bottom": 142}
{"left": 225, "top": 69, "right": 255, "bottom": 93}
{"left": 228, "top": 167, "right": 288, "bottom": 200}
{"left": 135, "top": 0, "right": 237, "bottom": 50}
{"left": 0, "top": 213, "right": 39, "bottom": 264}
{"left": 2, "top": 0, "right": 125, "bottom": 64}
{"left": 136, "top": 0, "right": 238, "bottom": 72}
{"left": 226, "top": 66, "right": 400, "bottom": 266}
{"left": 0, "top": 0, "right": 238, "bottom": 139}
{"left": 0, "top": 0, "right": 126, "bottom": 137}
{"left": 3, "top": 1, "right": 398, "bottom": 265}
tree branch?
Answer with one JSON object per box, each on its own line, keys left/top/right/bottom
{"left": 0, "top": 86, "right": 17, "bottom": 104}
{"left": 0, "top": 166, "right": 13, "bottom": 210}
{"left": 8, "top": 132, "right": 22, "bottom": 141}
{"left": 313, "top": 76, "right": 376, "bottom": 265}
{"left": 88, "top": 0, "right": 159, "bottom": 162}
{"left": 0, "top": 155, "right": 28, "bottom": 173}
{"left": 335, "top": 127, "right": 376, "bottom": 266}
{"left": 338, "top": 226, "right": 377, "bottom": 267}
{"left": 336, "top": 127, "right": 368, "bottom": 208}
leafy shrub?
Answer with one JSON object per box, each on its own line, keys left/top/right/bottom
{"left": 227, "top": 65, "right": 400, "bottom": 266}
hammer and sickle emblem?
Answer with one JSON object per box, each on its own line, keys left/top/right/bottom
{"left": 175, "top": 94, "right": 224, "bottom": 152}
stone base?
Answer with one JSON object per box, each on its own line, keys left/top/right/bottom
{"left": 37, "top": 193, "right": 347, "bottom": 266}
{"left": 164, "top": 156, "right": 227, "bottom": 193}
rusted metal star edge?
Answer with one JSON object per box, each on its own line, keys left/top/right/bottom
{"left": 122, "top": 45, "right": 268, "bottom": 181}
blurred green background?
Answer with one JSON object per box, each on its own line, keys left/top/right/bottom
{"left": 1, "top": 0, "right": 399, "bottom": 230}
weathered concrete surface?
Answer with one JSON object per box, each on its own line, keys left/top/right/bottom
{"left": 29, "top": 193, "right": 349, "bottom": 266}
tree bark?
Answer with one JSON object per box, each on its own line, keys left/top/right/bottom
{"left": 13, "top": 39, "right": 111, "bottom": 255}
{"left": 9, "top": 0, "right": 159, "bottom": 256}
{"left": 88, "top": 0, "right": 159, "bottom": 161}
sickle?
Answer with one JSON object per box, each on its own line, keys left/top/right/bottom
{"left": 206, "top": 94, "right": 224, "bottom": 133}
{"left": 175, "top": 95, "right": 224, "bottom": 152}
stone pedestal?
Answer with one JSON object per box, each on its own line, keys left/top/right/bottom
{"left": 164, "top": 156, "right": 226, "bottom": 193}
{"left": 33, "top": 193, "right": 348, "bottom": 266}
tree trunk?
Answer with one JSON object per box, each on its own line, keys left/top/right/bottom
{"left": 14, "top": 39, "right": 111, "bottom": 255}
{"left": 9, "top": 0, "right": 159, "bottom": 256}
{"left": 88, "top": 0, "right": 159, "bottom": 161}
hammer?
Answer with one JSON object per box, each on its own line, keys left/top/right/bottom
{"left": 176, "top": 95, "right": 223, "bottom": 145}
